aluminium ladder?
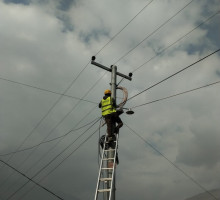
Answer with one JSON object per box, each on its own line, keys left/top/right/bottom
{"left": 94, "top": 133, "right": 118, "bottom": 200}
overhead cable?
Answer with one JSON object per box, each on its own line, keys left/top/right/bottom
{"left": 0, "top": 76, "right": 97, "bottom": 104}
{"left": 132, "top": 80, "right": 220, "bottom": 109}
{"left": 1, "top": 0, "right": 159, "bottom": 194}
{"left": 124, "top": 123, "right": 218, "bottom": 200}
{"left": 0, "top": 160, "right": 64, "bottom": 200}
{"left": 5, "top": 118, "right": 100, "bottom": 200}
{"left": 0, "top": 0, "right": 199, "bottom": 169}
{"left": 0, "top": 71, "right": 105, "bottom": 191}
{"left": 2, "top": 0, "right": 147, "bottom": 170}
{"left": 113, "top": 0, "right": 195, "bottom": 64}
{"left": 132, "top": 10, "right": 220, "bottom": 73}
{"left": 104, "top": 10, "right": 220, "bottom": 87}
{"left": 0, "top": 62, "right": 91, "bottom": 174}
{"left": 0, "top": 0, "right": 156, "bottom": 113}
{"left": 0, "top": 73, "right": 103, "bottom": 188}
{"left": 128, "top": 48, "right": 220, "bottom": 102}
{"left": 11, "top": 59, "right": 90, "bottom": 159}
{"left": 95, "top": 0, "right": 155, "bottom": 56}
{"left": 17, "top": 123, "right": 101, "bottom": 200}
{"left": 0, "top": 116, "right": 100, "bottom": 157}
{"left": 0, "top": 105, "right": 98, "bottom": 195}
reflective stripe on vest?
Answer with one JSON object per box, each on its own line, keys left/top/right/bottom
{"left": 101, "top": 97, "right": 116, "bottom": 116}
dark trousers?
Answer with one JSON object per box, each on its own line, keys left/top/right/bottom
{"left": 104, "top": 112, "right": 123, "bottom": 136}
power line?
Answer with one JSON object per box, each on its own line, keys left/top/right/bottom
{"left": 0, "top": 105, "right": 98, "bottom": 195}
{"left": 0, "top": 70, "right": 105, "bottom": 189}
{"left": 95, "top": 0, "right": 155, "bottom": 56}
{"left": 1, "top": 1, "right": 191, "bottom": 198}
{"left": 128, "top": 48, "right": 220, "bottom": 102}
{"left": 0, "top": 0, "right": 156, "bottom": 111}
{"left": 132, "top": 80, "right": 220, "bottom": 109}
{"left": 132, "top": 10, "right": 220, "bottom": 73}
{"left": 2, "top": 111, "right": 98, "bottom": 199}
{"left": 1, "top": 0, "right": 152, "bottom": 174}
{"left": 1, "top": 0, "right": 158, "bottom": 169}
{"left": 124, "top": 123, "right": 218, "bottom": 200}
{"left": 0, "top": 116, "right": 100, "bottom": 157}
{"left": 0, "top": 68, "right": 106, "bottom": 193}
{"left": 94, "top": 9, "right": 219, "bottom": 90}
{"left": 113, "top": 0, "right": 195, "bottom": 64}
{"left": 0, "top": 61, "right": 90, "bottom": 174}
{"left": 0, "top": 160, "right": 64, "bottom": 200}
{"left": 18, "top": 124, "right": 101, "bottom": 200}
{"left": 114, "top": 10, "right": 220, "bottom": 87}
{"left": 0, "top": 76, "right": 97, "bottom": 104}
{"left": 0, "top": 98, "right": 91, "bottom": 189}
{"left": 0, "top": 1, "right": 215, "bottom": 198}
{"left": 89, "top": 0, "right": 157, "bottom": 95}
{"left": 0, "top": 105, "right": 97, "bottom": 191}
{"left": 5, "top": 118, "right": 100, "bottom": 200}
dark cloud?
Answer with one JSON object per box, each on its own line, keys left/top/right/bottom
{"left": 79, "top": 28, "right": 110, "bottom": 44}
{"left": 57, "top": 0, "right": 76, "bottom": 11}
{"left": 0, "top": 0, "right": 220, "bottom": 199}
{"left": 216, "top": 70, "right": 220, "bottom": 77}
{"left": 56, "top": 14, "right": 74, "bottom": 32}
{"left": 3, "top": 0, "right": 31, "bottom": 5}
{"left": 176, "top": 118, "right": 220, "bottom": 167}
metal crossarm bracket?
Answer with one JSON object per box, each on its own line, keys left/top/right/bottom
{"left": 91, "top": 57, "right": 132, "bottom": 81}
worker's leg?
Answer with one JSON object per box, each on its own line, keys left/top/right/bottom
{"left": 104, "top": 115, "right": 112, "bottom": 137}
{"left": 114, "top": 113, "right": 123, "bottom": 134}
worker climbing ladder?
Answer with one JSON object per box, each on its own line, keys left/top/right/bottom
{"left": 94, "top": 134, "right": 118, "bottom": 200}
{"left": 91, "top": 56, "right": 132, "bottom": 200}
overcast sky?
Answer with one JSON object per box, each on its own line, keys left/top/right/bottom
{"left": 0, "top": 0, "right": 220, "bottom": 199}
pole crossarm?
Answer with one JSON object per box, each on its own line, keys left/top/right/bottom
{"left": 91, "top": 57, "right": 132, "bottom": 81}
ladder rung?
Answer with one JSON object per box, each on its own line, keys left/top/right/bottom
{"left": 102, "top": 158, "right": 114, "bottom": 161}
{"left": 104, "top": 149, "right": 116, "bottom": 152}
{"left": 100, "top": 178, "right": 112, "bottom": 181}
{"left": 101, "top": 168, "right": 113, "bottom": 170}
{"left": 106, "top": 141, "right": 116, "bottom": 143}
{"left": 98, "top": 189, "right": 111, "bottom": 193}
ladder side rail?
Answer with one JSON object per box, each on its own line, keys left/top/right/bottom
{"left": 108, "top": 134, "right": 119, "bottom": 200}
{"left": 94, "top": 133, "right": 108, "bottom": 200}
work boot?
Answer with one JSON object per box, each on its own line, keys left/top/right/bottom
{"left": 108, "top": 135, "right": 116, "bottom": 149}
{"left": 107, "top": 134, "right": 116, "bottom": 142}
{"left": 107, "top": 135, "right": 113, "bottom": 142}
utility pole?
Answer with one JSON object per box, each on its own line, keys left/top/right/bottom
{"left": 91, "top": 56, "right": 132, "bottom": 200}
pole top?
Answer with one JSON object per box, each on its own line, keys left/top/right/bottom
{"left": 91, "top": 56, "right": 96, "bottom": 61}
{"left": 91, "top": 56, "right": 132, "bottom": 81}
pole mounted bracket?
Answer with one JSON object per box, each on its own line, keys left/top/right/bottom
{"left": 91, "top": 56, "right": 132, "bottom": 81}
{"left": 91, "top": 56, "right": 96, "bottom": 61}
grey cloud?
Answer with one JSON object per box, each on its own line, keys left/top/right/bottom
{"left": 79, "top": 28, "right": 110, "bottom": 45}
{"left": 185, "top": 188, "right": 220, "bottom": 200}
{"left": 176, "top": 117, "right": 220, "bottom": 167}
{"left": 0, "top": 0, "right": 220, "bottom": 199}
{"left": 56, "top": 14, "right": 74, "bottom": 32}
{"left": 3, "top": 0, "right": 31, "bottom": 5}
{"left": 216, "top": 70, "right": 220, "bottom": 77}
{"left": 56, "top": 0, "right": 76, "bottom": 11}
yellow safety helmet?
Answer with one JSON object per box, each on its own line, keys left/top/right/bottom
{"left": 104, "top": 89, "right": 111, "bottom": 95}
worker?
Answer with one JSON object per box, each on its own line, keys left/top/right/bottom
{"left": 99, "top": 89, "right": 123, "bottom": 140}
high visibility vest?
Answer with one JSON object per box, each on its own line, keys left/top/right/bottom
{"left": 101, "top": 97, "right": 116, "bottom": 116}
